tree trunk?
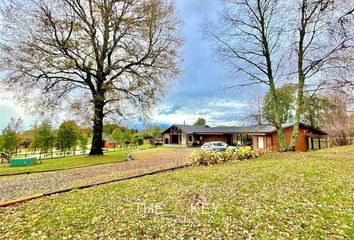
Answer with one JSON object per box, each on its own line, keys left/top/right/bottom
{"left": 258, "top": 10, "right": 287, "bottom": 152}
{"left": 289, "top": 73, "right": 305, "bottom": 151}
{"left": 289, "top": 2, "right": 306, "bottom": 151}
{"left": 89, "top": 94, "right": 105, "bottom": 155}
{"left": 269, "top": 84, "right": 288, "bottom": 151}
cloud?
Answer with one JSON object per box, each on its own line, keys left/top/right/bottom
{"left": 151, "top": 0, "right": 249, "bottom": 128}
{"left": 153, "top": 98, "right": 247, "bottom": 127}
{"left": 156, "top": 104, "right": 182, "bottom": 115}
{"left": 0, "top": 0, "right": 254, "bottom": 130}
{"left": 0, "top": 100, "right": 35, "bottom": 130}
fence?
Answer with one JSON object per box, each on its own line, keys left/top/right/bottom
{"left": 11, "top": 144, "right": 142, "bottom": 161}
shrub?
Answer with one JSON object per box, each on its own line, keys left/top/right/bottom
{"left": 189, "top": 146, "right": 258, "bottom": 166}
{"left": 142, "top": 133, "right": 153, "bottom": 140}
{"left": 189, "top": 150, "right": 224, "bottom": 166}
{"left": 234, "top": 146, "right": 258, "bottom": 160}
{"left": 136, "top": 137, "right": 144, "bottom": 146}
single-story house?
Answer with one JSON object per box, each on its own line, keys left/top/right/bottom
{"left": 103, "top": 139, "right": 118, "bottom": 148}
{"left": 161, "top": 124, "right": 254, "bottom": 147}
{"left": 161, "top": 123, "right": 328, "bottom": 152}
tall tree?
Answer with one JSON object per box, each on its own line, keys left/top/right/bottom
{"left": 111, "top": 128, "right": 124, "bottom": 145}
{"left": 34, "top": 121, "right": 56, "bottom": 153}
{"left": 301, "top": 94, "right": 330, "bottom": 128}
{"left": 8, "top": 117, "right": 23, "bottom": 155}
{"left": 289, "top": 0, "right": 354, "bottom": 150}
{"left": 0, "top": 125, "right": 17, "bottom": 153}
{"left": 78, "top": 133, "right": 89, "bottom": 152}
{"left": 205, "top": 0, "right": 288, "bottom": 151}
{"left": 322, "top": 92, "right": 352, "bottom": 146}
{"left": 104, "top": 124, "right": 122, "bottom": 136}
{"left": 122, "top": 130, "right": 133, "bottom": 145}
{"left": 0, "top": 0, "right": 182, "bottom": 155}
{"left": 242, "top": 89, "right": 264, "bottom": 125}
{"left": 151, "top": 125, "right": 162, "bottom": 139}
{"left": 57, "top": 120, "right": 80, "bottom": 151}
{"left": 194, "top": 118, "right": 206, "bottom": 126}
{"left": 263, "top": 85, "right": 296, "bottom": 125}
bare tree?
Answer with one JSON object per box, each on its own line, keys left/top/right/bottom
{"left": 322, "top": 91, "right": 353, "bottom": 146}
{"left": 9, "top": 117, "right": 23, "bottom": 155}
{"left": 0, "top": 0, "right": 182, "bottom": 155}
{"left": 242, "top": 88, "right": 264, "bottom": 125}
{"left": 289, "top": 0, "right": 354, "bottom": 150}
{"left": 205, "top": 0, "right": 288, "bottom": 151}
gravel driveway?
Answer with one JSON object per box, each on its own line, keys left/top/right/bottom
{"left": 0, "top": 148, "right": 193, "bottom": 202}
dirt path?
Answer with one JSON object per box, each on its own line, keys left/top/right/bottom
{"left": 0, "top": 148, "right": 193, "bottom": 202}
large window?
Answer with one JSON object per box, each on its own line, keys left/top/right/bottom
{"left": 257, "top": 137, "right": 264, "bottom": 149}
{"left": 234, "top": 134, "right": 253, "bottom": 146}
{"left": 309, "top": 137, "right": 328, "bottom": 150}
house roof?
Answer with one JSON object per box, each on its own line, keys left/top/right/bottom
{"left": 248, "top": 123, "right": 328, "bottom": 135}
{"left": 162, "top": 123, "right": 328, "bottom": 135}
{"left": 162, "top": 124, "right": 268, "bottom": 135}
{"left": 105, "top": 139, "right": 118, "bottom": 144}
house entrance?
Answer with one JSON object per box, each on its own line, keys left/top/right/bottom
{"left": 172, "top": 135, "right": 179, "bottom": 144}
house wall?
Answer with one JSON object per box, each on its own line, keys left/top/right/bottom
{"left": 104, "top": 143, "right": 117, "bottom": 148}
{"left": 162, "top": 133, "right": 188, "bottom": 146}
{"left": 252, "top": 126, "right": 310, "bottom": 152}
{"left": 163, "top": 133, "right": 171, "bottom": 144}
{"left": 199, "top": 135, "right": 229, "bottom": 145}
{"left": 252, "top": 136, "right": 272, "bottom": 152}
{"left": 163, "top": 133, "right": 231, "bottom": 147}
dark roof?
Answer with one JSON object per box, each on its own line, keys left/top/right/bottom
{"left": 162, "top": 124, "right": 267, "bottom": 134}
{"left": 105, "top": 139, "right": 118, "bottom": 144}
{"left": 162, "top": 123, "right": 328, "bottom": 135}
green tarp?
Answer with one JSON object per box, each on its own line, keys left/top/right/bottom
{"left": 10, "top": 157, "right": 37, "bottom": 167}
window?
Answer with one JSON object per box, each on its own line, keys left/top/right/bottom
{"left": 213, "top": 142, "right": 227, "bottom": 147}
{"left": 188, "top": 135, "right": 193, "bottom": 142}
{"left": 258, "top": 137, "right": 264, "bottom": 149}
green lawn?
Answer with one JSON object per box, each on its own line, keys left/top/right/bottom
{"left": 1, "top": 145, "right": 353, "bottom": 239}
{"left": 0, "top": 145, "right": 152, "bottom": 175}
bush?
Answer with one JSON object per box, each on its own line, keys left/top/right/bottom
{"left": 189, "top": 146, "right": 258, "bottom": 166}
{"left": 136, "top": 137, "right": 144, "bottom": 146}
{"left": 189, "top": 150, "right": 224, "bottom": 166}
{"left": 234, "top": 146, "right": 258, "bottom": 160}
{"left": 142, "top": 133, "right": 153, "bottom": 140}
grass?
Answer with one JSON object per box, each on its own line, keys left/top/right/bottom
{"left": 0, "top": 145, "right": 152, "bottom": 175}
{"left": 1, "top": 145, "right": 353, "bottom": 239}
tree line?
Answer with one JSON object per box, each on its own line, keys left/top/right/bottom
{"left": 245, "top": 85, "right": 354, "bottom": 146}
{"left": 0, "top": 0, "right": 181, "bottom": 155}
{"left": 205, "top": 0, "right": 353, "bottom": 151}
{"left": 0, "top": 118, "right": 164, "bottom": 155}
{"left": 0, "top": 119, "right": 89, "bottom": 154}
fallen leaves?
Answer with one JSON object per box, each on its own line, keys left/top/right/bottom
{"left": 0, "top": 145, "right": 353, "bottom": 239}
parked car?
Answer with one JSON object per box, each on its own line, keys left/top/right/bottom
{"left": 149, "top": 139, "right": 163, "bottom": 147}
{"left": 201, "top": 142, "right": 236, "bottom": 151}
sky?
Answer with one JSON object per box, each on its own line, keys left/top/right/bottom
{"left": 0, "top": 0, "right": 251, "bottom": 131}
